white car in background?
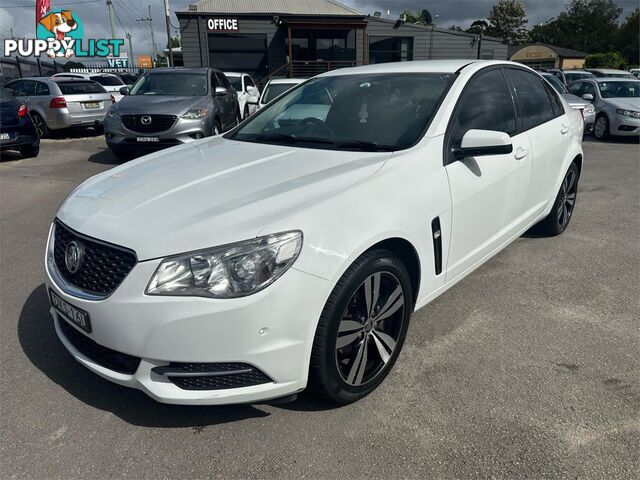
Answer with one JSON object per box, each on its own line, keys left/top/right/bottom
{"left": 249, "top": 78, "right": 305, "bottom": 111}
{"left": 45, "top": 60, "right": 584, "bottom": 406}
{"left": 224, "top": 72, "right": 259, "bottom": 119}
{"left": 52, "top": 72, "right": 126, "bottom": 101}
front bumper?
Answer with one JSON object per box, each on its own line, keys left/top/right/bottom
{"left": 44, "top": 226, "right": 333, "bottom": 405}
{"left": 609, "top": 114, "right": 640, "bottom": 137}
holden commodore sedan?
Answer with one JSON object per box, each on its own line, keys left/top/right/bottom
{"left": 45, "top": 60, "right": 584, "bottom": 405}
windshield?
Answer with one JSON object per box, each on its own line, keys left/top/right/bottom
{"left": 604, "top": 73, "right": 636, "bottom": 79}
{"left": 543, "top": 74, "right": 568, "bottom": 94}
{"left": 597, "top": 81, "right": 640, "bottom": 98}
{"left": 57, "top": 81, "right": 106, "bottom": 95}
{"left": 129, "top": 73, "right": 208, "bottom": 96}
{"left": 262, "top": 83, "right": 299, "bottom": 103}
{"left": 227, "top": 76, "right": 242, "bottom": 91}
{"left": 229, "top": 73, "right": 454, "bottom": 151}
{"left": 91, "top": 75, "right": 124, "bottom": 86}
{"left": 565, "top": 72, "right": 593, "bottom": 82}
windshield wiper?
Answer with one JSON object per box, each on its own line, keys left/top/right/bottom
{"left": 252, "top": 133, "right": 335, "bottom": 145}
{"left": 334, "top": 140, "right": 397, "bottom": 152}
{"left": 247, "top": 133, "right": 396, "bottom": 151}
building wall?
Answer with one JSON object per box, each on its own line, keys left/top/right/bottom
{"left": 510, "top": 45, "right": 558, "bottom": 67}
{"left": 560, "top": 58, "right": 585, "bottom": 70}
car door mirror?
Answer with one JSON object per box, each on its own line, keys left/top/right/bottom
{"left": 581, "top": 93, "right": 594, "bottom": 101}
{"left": 119, "top": 86, "right": 129, "bottom": 95}
{"left": 246, "top": 85, "right": 257, "bottom": 94}
{"left": 453, "top": 129, "right": 513, "bottom": 159}
{"left": 215, "top": 86, "right": 228, "bottom": 96}
{"left": 246, "top": 95, "right": 259, "bottom": 105}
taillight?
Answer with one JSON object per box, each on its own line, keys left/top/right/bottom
{"left": 110, "top": 94, "right": 116, "bottom": 104}
{"left": 49, "top": 97, "right": 67, "bottom": 108}
{"left": 17, "top": 104, "right": 28, "bottom": 117}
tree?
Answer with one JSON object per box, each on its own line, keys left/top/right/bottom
{"left": 485, "top": 0, "right": 528, "bottom": 45}
{"left": 467, "top": 19, "right": 488, "bottom": 35}
{"left": 615, "top": 8, "right": 639, "bottom": 66}
{"left": 400, "top": 9, "right": 434, "bottom": 26}
{"left": 584, "top": 51, "right": 627, "bottom": 69}
{"left": 553, "top": 0, "right": 622, "bottom": 53}
{"left": 448, "top": 25, "right": 463, "bottom": 32}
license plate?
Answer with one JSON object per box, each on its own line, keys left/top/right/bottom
{"left": 84, "top": 102, "right": 100, "bottom": 109}
{"left": 0, "top": 133, "right": 9, "bottom": 140}
{"left": 137, "top": 137, "right": 159, "bottom": 142}
{"left": 49, "top": 289, "right": 92, "bottom": 333}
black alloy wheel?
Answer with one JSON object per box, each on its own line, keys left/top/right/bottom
{"left": 30, "top": 112, "right": 48, "bottom": 138}
{"left": 537, "top": 162, "right": 580, "bottom": 236}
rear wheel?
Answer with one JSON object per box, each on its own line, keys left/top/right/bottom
{"left": 30, "top": 112, "right": 48, "bottom": 138}
{"left": 593, "top": 114, "right": 609, "bottom": 140}
{"left": 19, "top": 144, "right": 39, "bottom": 158}
{"left": 537, "top": 162, "right": 580, "bottom": 236}
{"left": 309, "top": 249, "right": 412, "bottom": 404}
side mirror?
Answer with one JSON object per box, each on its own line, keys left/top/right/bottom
{"left": 581, "top": 93, "right": 594, "bottom": 101}
{"left": 246, "top": 85, "right": 257, "bottom": 94}
{"left": 246, "top": 95, "right": 259, "bottom": 105}
{"left": 119, "top": 86, "right": 129, "bottom": 95}
{"left": 215, "top": 86, "right": 228, "bottom": 96}
{"left": 452, "top": 129, "right": 513, "bottom": 159}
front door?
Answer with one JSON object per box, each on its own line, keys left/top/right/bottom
{"left": 444, "top": 67, "right": 532, "bottom": 281}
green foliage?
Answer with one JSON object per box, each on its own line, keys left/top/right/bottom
{"left": 584, "top": 51, "right": 628, "bottom": 69}
{"left": 485, "top": 0, "right": 528, "bottom": 45}
{"left": 400, "top": 9, "right": 434, "bottom": 26}
{"left": 616, "top": 8, "right": 639, "bottom": 66}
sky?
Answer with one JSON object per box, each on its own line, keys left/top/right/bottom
{"left": 0, "top": 0, "right": 637, "bottom": 58}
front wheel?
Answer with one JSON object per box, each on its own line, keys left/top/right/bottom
{"left": 309, "top": 249, "right": 412, "bottom": 404}
{"left": 30, "top": 112, "right": 48, "bottom": 138}
{"left": 537, "top": 162, "right": 580, "bottom": 236}
{"left": 593, "top": 114, "right": 609, "bottom": 140}
{"left": 19, "top": 144, "right": 39, "bottom": 158}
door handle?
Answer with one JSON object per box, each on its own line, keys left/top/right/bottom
{"left": 560, "top": 125, "right": 570, "bottom": 135}
{"left": 514, "top": 147, "right": 529, "bottom": 160}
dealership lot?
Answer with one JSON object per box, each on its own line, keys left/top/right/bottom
{"left": 1, "top": 134, "right": 638, "bottom": 477}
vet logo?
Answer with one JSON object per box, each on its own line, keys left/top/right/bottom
{"left": 64, "top": 240, "right": 85, "bottom": 274}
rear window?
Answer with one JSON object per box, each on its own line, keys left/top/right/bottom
{"left": 57, "top": 81, "right": 107, "bottom": 95}
{"left": 91, "top": 75, "right": 124, "bottom": 86}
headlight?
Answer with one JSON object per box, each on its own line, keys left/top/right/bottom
{"left": 146, "top": 231, "right": 302, "bottom": 298}
{"left": 583, "top": 104, "right": 595, "bottom": 114}
{"left": 181, "top": 108, "right": 209, "bottom": 119}
{"left": 616, "top": 108, "right": 640, "bottom": 119}
{"left": 106, "top": 107, "right": 119, "bottom": 119}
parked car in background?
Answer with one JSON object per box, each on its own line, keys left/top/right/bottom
{"left": 629, "top": 68, "right": 640, "bottom": 78}
{"left": 546, "top": 68, "right": 567, "bottom": 85}
{"left": 46, "top": 60, "right": 584, "bottom": 406}
{"left": 116, "top": 72, "right": 141, "bottom": 87}
{"left": 568, "top": 77, "right": 640, "bottom": 139}
{"left": 52, "top": 72, "right": 126, "bottom": 101}
{"left": 585, "top": 68, "right": 636, "bottom": 79}
{"left": 562, "top": 70, "right": 595, "bottom": 85}
{"left": 4, "top": 77, "right": 114, "bottom": 137}
{"left": 249, "top": 78, "right": 305, "bottom": 110}
{"left": 224, "top": 72, "right": 259, "bottom": 119}
{"left": 540, "top": 72, "right": 595, "bottom": 134}
{"left": 104, "top": 67, "right": 240, "bottom": 159}
{"left": 0, "top": 87, "right": 39, "bottom": 158}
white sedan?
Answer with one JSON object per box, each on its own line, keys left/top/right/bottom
{"left": 224, "top": 72, "right": 259, "bottom": 119}
{"left": 45, "top": 60, "right": 584, "bottom": 405}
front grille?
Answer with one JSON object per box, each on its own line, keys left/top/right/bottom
{"left": 53, "top": 220, "right": 137, "bottom": 297}
{"left": 58, "top": 318, "right": 141, "bottom": 374}
{"left": 120, "top": 114, "right": 177, "bottom": 133}
{"left": 153, "top": 363, "right": 273, "bottom": 391}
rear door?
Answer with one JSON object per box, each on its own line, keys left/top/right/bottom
{"left": 444, "top": 67, "right": 532, "bottom": 281}
{"left": 504, "top": 68, "right": 568, "bottom": 210}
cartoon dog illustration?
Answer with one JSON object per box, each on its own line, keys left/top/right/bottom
{"left": 39, "top": 10, "right": 78, "bottom": 58}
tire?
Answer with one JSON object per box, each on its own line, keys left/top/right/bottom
{"left": 30, "top": 112, "right": 48, "bottom": 138}
{"left": 537, "top": 162, "right": 580, "bottom": 236}
{"left": 593, "top": 114, "right": 609, "bottom": 140}
{"left": 93, "top": 124, "right": 104, "bottom": 134}
{"left": 19, "top": 144, "right": 39, "bottom": 158}
{"left": 309, "top": 249, "right": 413, "bottom": 404}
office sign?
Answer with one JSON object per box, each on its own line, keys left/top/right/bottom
{"left": 207, "top": 18, "right": 239, "bottom": 31}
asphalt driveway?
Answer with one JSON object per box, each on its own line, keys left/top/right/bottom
{"left": 1, "top": 133, "right": 638, "bottom": 478}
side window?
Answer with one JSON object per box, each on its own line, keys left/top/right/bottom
{"left": 449, "top": 68, "right": 517, "bottom": 150}
{"left": 34, "top": 81, "right": 50, "bottom": 96}
{"left": 506, "top": 69, "right": 555, "bottom": 131}
{"left": 10, "top": 80, "right": 36, "bottom": 96}
{"left": 583, "top": 82, "right": 597, "bottom": 97}
{"left": 244, "top": 76, "right": 255, "bottom": 90}
{"left": 5, "top": 81, "right": 22, "bottom": 95}
{"left": 211, "top": 72, "right": 218, "bottom": 91}
{"left": 568, "top": 81, "right": 583, "bottom": 96}
{"left": 216, "top": 72, "right": 230, "bottom": 89}
{"left": 542, "top": 81, "right": 565, "bottom": 117}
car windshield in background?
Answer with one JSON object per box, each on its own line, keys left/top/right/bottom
{"left": 57, "top": 81, "right": 106, "bottom": 95}
{"left": 597, "top": 81, "right": 640, "bottom": 98}
{"left": 263, "top": 83, "right": 299, "bottom": 103}
{"left": 229, "top": 73, "right": 454, "bottom": 151}
{"left": 565, "top": 72, "right": 594, "bottom": 81}
{"left": 129, "top": 73, "right": 208, "bottom": 96}
{"left": 227, "top": 76, "right": 242, "bottom": 91}
{"left": 118, "top": 74, "right": 137, "bottom": 84}
{"left": 91, "top": 75, "right": 124, "bottom": 86}
{"left": 543, "top": 74, "right": 568, "bottom": 94}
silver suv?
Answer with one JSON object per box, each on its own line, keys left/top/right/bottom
{"left": 4, "top": 77, "right": 114, "bottom": 137}
{"left": 104, "top": 67, "right": 240, "bottom": 159}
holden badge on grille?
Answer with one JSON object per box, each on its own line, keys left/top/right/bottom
{"left": 65, "top": 240, "right": 85, "bottom": 274}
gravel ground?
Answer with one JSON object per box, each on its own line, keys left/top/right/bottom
{"left": 1, "top": 133, "right": 638, "bottom": 479}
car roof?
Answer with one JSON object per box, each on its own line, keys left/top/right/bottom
{"left": 151, "top": 67, "right": 211, "bottom": 74}
{"left": 51, "top": 77, "right": 99, "bottom": 83}
{"left": 267, "top": 78, "right": 306, "bottom": 85}
{"left": 224, "top": 72, "right": 246, "bottom": 77}
{"left": 318, "top": 60, "right": 518, "bottom": 77}
{"left": 563, "top": 70, "right": 592, "bottom": 74}
{"left": 589, "top": 68, "right": 628, "bottom": 73}
{"left": 594, "top": 77, "right": 640, "bottom": 82}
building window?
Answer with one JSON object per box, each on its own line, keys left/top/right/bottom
{"left": 286, "top": 29, "right": 356, "bottom": 62}
{"left": 369, "top": 36, "right": 413, "bottom": 64}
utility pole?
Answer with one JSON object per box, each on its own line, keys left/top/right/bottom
{"left": 106, "top": 0, "right": 117, "bottom": 39}
{"left": 163, "top": 0, "right": 173, "bottom": 67}
{"left": 126, "top": 32, "right": 134, "bottom": 66}
{"left": 136, "top": 5, "right": 158, "bottom": 65}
